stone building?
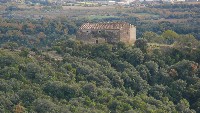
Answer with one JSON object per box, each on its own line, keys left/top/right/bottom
{"left": 76, "top": 22, "right": 136, "bottom": 45}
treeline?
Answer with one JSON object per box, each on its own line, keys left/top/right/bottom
{"left": 151, "top": 3, "right": 200, "bottom": 9}
{"left": 136, "top": 21, "right": 200, "bottom": 39}
{"left": 0, "top": 18, "right": 77, "bottom": 47}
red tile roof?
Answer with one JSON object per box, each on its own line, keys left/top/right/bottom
{"left": 79, "top": 22, "right": 132, "bottom": 30}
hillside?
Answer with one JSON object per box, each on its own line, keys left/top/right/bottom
{"left": 0, "top": 36, "right": 200, "bottom": 112}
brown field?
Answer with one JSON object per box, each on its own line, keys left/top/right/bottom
{"left": 62, "top": 6, "right": 115, "bottom": 10}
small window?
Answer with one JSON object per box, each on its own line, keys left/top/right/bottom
{"left": 87, "top": 31, "right": 89, "bottom": 32}
{"left": 96, "top": 40, "right": 98, "bottom": 44}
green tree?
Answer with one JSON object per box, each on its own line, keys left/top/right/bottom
{"left": 33, "top": 99, "right": 59, "bottom": 113}
{"left": 120, "top": 48, "right": 144, "bottom": 66}
{"left": 136, "top": 64, "right": 150, "bottom": 81}
{"left": 82, "top": 83, "right": 97, "bottom": 99}
{"left": 145, "top": 61, "right": 159, "bottom": 84}
{"left": 162, "top": 30, "right": 179, "bottom": 44}
{"left": 148, "top": 84, "right": 169, "bottom": 100}
{"left": 18, "top": 89, "right": 37, "bottom": 106}
{"left": 135, "top": 38, "right": 148, "bottom": 52}
{"left": 142, "top": 31, "right": 158, "bottom": 42}
{"left": 176, "top": 99, "right": 195, "bottom": 113}
{"left": 169, "top": 80, "right": 187, "bottom": 103}
{"left": 1, "top": 42, "right": 19, "bottom": 51}
{"left": 26, "top": 63, "right": 41, "bottom": 79}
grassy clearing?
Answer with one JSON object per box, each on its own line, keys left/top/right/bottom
{"left": 143, "top": 18, "right": 189, "bottom": 23}
{"left": 147, "top": 43, "right": 173, "bottom": 50}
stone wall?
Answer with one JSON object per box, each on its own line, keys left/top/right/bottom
{"left": 119, "top": 27, "right": 130, "bottom": 44}
{"left": 76, "top": 29, "right": 120, "bottom": 44}
{"left": 129, "top": 25, "right": 136, "bottom": 44}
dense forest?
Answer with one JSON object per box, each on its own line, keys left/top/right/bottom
{"left": 1, "top": 3, "right": 200, "bottom": 113}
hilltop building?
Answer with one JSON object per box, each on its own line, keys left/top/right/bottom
{"left": 76, "top": 22, "right": 136, "bottom": 45}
